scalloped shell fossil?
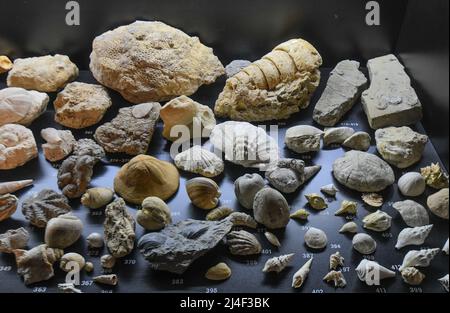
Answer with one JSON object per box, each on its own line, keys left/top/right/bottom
{"left": 339, "top": 221, "right": 358, "bottom": 234}
{"left": 361, "top": 193, "right": 383, "bottom": 207}
{"left": 0, "top": 124, "right": 38, "bottom": 170}
{"left": 226, "top": 230, "right": 262, "bottom": 256}
{"left": 174, "top": 146, "right": 224, "bottom": 177}
{"left": 253, "top": 187, "right": 290, "bottom": 229}
{"left": 335, "top": 200, "right": 357, "bottom": 216}
{"left": 0, "top": 193, "right": 18, "bottom": 222}
{"left": 205, "top": 262, "right": 231, "bottom": 281}
{"left": 290, "top": 209, "right": 310, "bottom": 220}
{"left": 45, "top": 213, "right": 83, "bottom": 249}
{"left": 323, "top": 127, "right": 355, "bottom": 146}
{"left": 439, "top": 274, "right": 449, "bottom": 292}
{"left": 93, "top": 274, "right": 118, "bottom": 286}
{"left": 234, "top": 173, "right": 266, "bottom": 210}
{"left": 0, "top": 227, "right": 30, "bottom": 253}
{"left": 0, "top": 179, "right": 33, "bottom": 195}
{"left": 320, "top": 184, "right": 338, "bottom": 197}
{"left": 186, "top": 177, "right": 221, "bottom": 210}
{"left": 305, "top": 193, "right": 327, "bottom": 210}
{"left": 285, "top": 125, "right": 323, "bottom": 154}
{"left": 60, "top": 252, "right": 86, "bottom": 272}
{"left": 401, "top": 267, "right": 426, "bottom": 286}
{"left": 362, "top": 210, "right": 392, "bottom": 232}
{"left": 352, "top": 233, "right": 377, "bottom": 255}
{"left": 227, "top": 212, "right": 257, "bottom": 229}
{"left": 398, "top": 172, "right": 426, "bottom": 197}
{"left": 262, "top": 253, "right": 295, "bottom": 273}
{"left": 22, "top": 189, "right": 72, "bottom": 228}
{"left": 421, "top": 163, "right": 449, "bottom": 189}
{"left": 86, "top": 232, "right": 104, "bottom": 249}
{"left": 81, "top": 187, "right": 114, "bottom": 209}
{"left": 323, "top": 270, "right": 347, "bottom": 288}
{"left": 427, "top": 188, "right": 449, "bottom": 220}
{"left": 304, "top": 227, "right": 327, "bottom": 249}
{"left": 395, "top": 224, "right": 433, "bottom": 249}
{"left": 342, "top": 131, "right": 371, "bottom": 151}
{"left": 393, "top": 200, "right": 430, "bottom": 227}
{"left": 330, "top": 251, "right": 345, "bottom": 270}
{"left": 356, "top": 259, "right": 395, "bottom": 285}
{"left": 136, "top": 196, "right": 172, "bottom": 231}
{"left": 206, "top": 206, "right": 234, "bottom": 221}
{"left": 264, "top": 232, "right": 281, "bottom": 247}
{"left": 399, "top": 248, "right": 440, "bottom": 271}
{"left": 41, "top": 128, "right": 76, "bottom": 162}
{"left": 292, "top": 257, "right": 313, "bottom": 289}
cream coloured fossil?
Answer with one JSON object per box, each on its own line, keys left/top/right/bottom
{"left": 352, "top": 233, "right": 377, "bottom": 255}
{"left": 0, "top": 228, "right": 30, "bottom": 253}
{"left": 395, "top": 225, "right": 433, "bottom": 249}
{"left": 398, "top": 172, "right": 426, "bottom": 197}
{"left": 438, "top": 274, "right": 449, "bottom": 292}
{"left": 393, "top": 200, "right": 430, "bottom": 227}
{"left": 420, "top": 163, "right": 449, "bottom": 189}
{"left": 339, "top": 221, "right": 358, "bottom": 234}
{"left": 304, "top": 227, "right": 327, "bottom": 249}
{"left": 136, "top": 196, "right": 172, "bottom": 231}
{"left": 285, "top": 125, "right": 323, "bottom": 154}
{"left": 0, "top": 193, "right": 18, "bottom": 222}
{"left": 205, "top": 263, "right": 232, "bottom": 281}
{"left": 174, "top": 146, "right": 224, "bottom": 178}
{"left": 335, "top": 200, "right": 357, "bottom": 216}
{"left": 100, "top": 254, "right": 116, "bottom": 269}
{"left": 356, "top": 259, "right": 395, "bottom": 285}
{"left": 206, "top": 206, "right": 234, "bottom": 221}
{"left": 323, "top": 270, "right": 347, "bottom": 288}
{"left": 234, "top": 173, "right": 266, "bottom": 210}
{"left": 323, "top": 127, "right": 355, "bottom": 146}
{"left": 362, "top": 210, "right": 392, "bottom": 232}
{"left": 227, "top": 212, "right": 258, "bottom": 229}
{"left": 86, "top": 232, "right": 104, "bottom": 249}
{"left": 41, "top": 128, "right": 76, "bottom": 162}
{"left": 226, "top": 230, "right": 262, "bottom": 256}
{"left": 320, "top": 184, "right": 338, "bottom": 197}
{"left": 262, "top": 254, "right": 295, "bottom": 273}
{"left": 361, "top": 193, "right": 383, "bottom": 207}
{"left": 186, "top": 177, "right": 221, "bottom": 210}
{"left": 399, "top": 248, "right": 440, "bottom": 271}
{"left": 264, "top": 232, "right": 281, "bottom": 248}
{"left": 81, "top": 187, "right": 114, "bottom": 210}
{"left": 305, "top": 193, "right": 327, "bottom": 210}
{"left": 253, "top": 187, "right": 290, "bottom": 229}
{"left": 93, "top": 274, "right": 118, "bottom": 286}
{"left": 292, "top": 257, "right": 313, "bottom": 289}
{"left": 0, "top": 179, "right": 33, "bottom": 195}
{"left": 0, "top": 124, "right": 38, "bottom": 170}
{"left": 329, "top": 252, "right": 345, "bottom": 270}
{"left": 342, "top": 131, "right": 371, "bottom": 151}
{"left": 400, "top": 267, "right": 426, "bottom": 286}
{"left": 427, "top": 188, "right": 449, "bottom": 220}
{"left": 290, "top": 209, "right": 310, "bottom": 220}
{"left": 44, "top": 214, "right": 83, "bottom": 249}
{"left": 60, "top": 252, "right": 86, "bottom": 273}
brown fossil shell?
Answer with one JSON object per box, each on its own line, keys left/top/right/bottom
{"left": 186, "top": 177, "right": 221, "bottom": 210}
{"left": 361, "top": 193, "right": 384, "bottom": 207}
{"left": 205, "top": 262, "right": 232, "bottom": 281}
{"left": 0, "top": 193, "right": 18, "bottom": 222}
{"left": 44, "top": 213, "right": 83, "bottom": 249}
{"left": 227, "top": 212, "right": 258, "bottom": 229}
{"left": 226, "top": 230, "right": 262, "bottom": 256}
{"left": 206, "top": 206, "right": 234, "bottom": 221}
{"left": 136, "top": 196, "right": 172, "bottom": 231}
{"left": 81, "top": 187, "right": 114, "bottom": 209}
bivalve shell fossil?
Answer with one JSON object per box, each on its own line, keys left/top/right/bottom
{"left": 234, "top": 173, "right": 265, "bottom": 210}
{"left": 136, "top": 196, "right": 172, "bottom": 231}
{"left": 395, "top": 225, "right": 433, "bottom": 249}
{"left": 362, "top": 210, "right": 392, "bottom": 232}
{"left": 186, "top": 177, "right": 221, "bottom": 210}
{"left": 352, "top": 233, "right": 377, "bottom": 255}
{"left": 226, "top": 212, "right": 258, "bottom": 229}
{"left": 262, "top": 254, "right": 295, "bottom": 273}
{"left": 342, "top": 131, "right": 371, "bottom": 151}
{"left": 398, "top": 172, "right": 426, "bottom": 197}
{"left": 226, "top": 230, "right": 262, "bottom": 256}
{"left": 0, "top": 193, "right": 18, "bottom": 222}
{"left": 253, "top": 187, "right": 290, "bottom": 229}
{"left": 323, "top": 127, "right": 355, "bottom": 146}
{"left": 81, "top": 187, "right": 114, "bottom": 209}
{"left": 393, "top": 200, "right": 430, "bottom": 227}
{"left": 285, "top": 125, "right": 323, "bottom": 154}
{"left": 44, "top": 213, "right": 83, "bottom": 249}
{"left": 304, "top": 227, "right": 328, "bottom": 249}
{"left": 205, "top": 262, "right": 231, "bottom": 281}
{"left": 174, "top": 146, "right": 224, "bottom": 177}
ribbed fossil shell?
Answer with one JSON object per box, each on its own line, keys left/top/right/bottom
{"left": 393, "top": 200, "right": 430, "bottom": 227}
{"left": 93, "top": 274, "right": 118, "bottom": 286}
{"left": 234, "top": 173, "right": 266, "bottom": 210}
{"left": 226, "top": 230, "right": 262, "bottom": 256}
{"left": 439, "top": 274, "right": 449, "bottom": 292}
{"left": 352, "top": 233, "right": 377, "bottom": 255}
{"left": 186, "top": 177, "right": 221, "bottom": 210}
{"left": 0, "top": 227, "right": 30, "bottom": 253}
{"left": 285, "top": 125, "right": 323, "bottom": 154}
{"left": 81, "top": 187, "right": 114, "bottom": 209}
{"left": 335, "top": 200, "right": 357, "bottom": 215}
{"left": 174, "top": 146, "right": 224, "bottom": 177}
{"left": 227, "top": 212, "right": 258, "bottom": 229}
{"left": 262, "top": 253, "right": 295, "bottom": 273}
{"left": 290, "top": 208, "right": 309, "bottom": 220}
{"left": 362, "top": 210, "right": 392, "bottom": 232}
{"left": 421, "top": 163, "right": 449, "bottom": 189}
{"left": 0, "top": 193, "right": 18, "bottom": 222}
{"left": 136, "top": 196, "right": 172, "bottom": 231}
{"left": 86, "top": 232, "right": 104, "bottom": 249}
{"left": 329, "top": 251, "right": 345, "bottom": 270}
{"left": 264, "top": 232, "right": 281, "bottom": 247}
{"left": 304, "top": 227, "right": 328, "bottom": 249}
{"left": 427, "top": 188, "right": 449, "bottom": 220}
{"left": 361, "top": 193, "right": 383, "bottom": 207}
{"left": 305, "top": 193, "right": 327, "bottom": 210}
{"left": 100, "top": 254, "right": 116, "bottom": 269}
{"left": 205, "top": 262, "right": 231, "bottom": 281}
{"left": 356, "top": 259, "right": 395, "bottom": 285}
{"left": 253, "top": 187, "right": 290, "bottom": 229}
{"left": 44, "top": 213, "right": 83, "bottom": 249}
{"left": 206, "top": 206, "right": 234, "bottom": 221}
{"left": 0, "top": 179, "right": 33, "bottom": 195}
{"left": 323, "top": 270, "right": 347, "bottom": 288}
{"left": 399, "top": 248, "right": 440, "bottom": 271}
{"left": 401, "top": 267, "right": 426, "bottom": 286}
{"left": 398, "top": 172, "right": 426, "bottom": 197}
{"left": 320, "top": 184, "right": 338, "bottom": 197}
{"left": 339, "top": 221, "right": 358, "bottom": 234}
{"left": 342, "top": 131, "right": 371, "bottom": 151}
{"left": 323, "top": 127, "right": 355, "bottom": 146}
{"left": 292, "top": 257, "right": 313, "bottom": 289}
{"left": 395, "top": 224, "right": 433, "bottom": 249}
{"left": 21, "top": 189, "right": 72, "bottom": 228}
{"left": 60, "top": 252, "right": 86, "bottom": 272}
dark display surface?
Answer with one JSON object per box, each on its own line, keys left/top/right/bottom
{"left": 0, "top": 68, "right": 448, "bottom": 293}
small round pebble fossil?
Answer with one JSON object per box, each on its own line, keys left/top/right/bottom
{"left": 84, "top": 262, "right": 94, "bottom": 273}
{"left": 304, "top": 227, "right": 328, "bottom": 249}
{"left": 205, "top": 262, "right": 232, "bottom": 281}
{"left": 86, "top": 232, "right": 104, "bottom": 249}
{"left": 398, "top": 172, "right": 426, "bottom": 197}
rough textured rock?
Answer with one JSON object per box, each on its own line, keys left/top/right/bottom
{"left": 225, "top": 60, "right": 252, "bottom": 78}
{"left": 214, "top": 38, "right": 322, "bottom": 121}
{"left": 137, "top": 219, "right": 233, "bottom": 274}
{"left": 174, "top": 145, "right": 224, "bottom": 177}
{"left": 0, "top": 228, "right": 30, "bottom": 253}
{"left": 7, "top": 54, "right": 78, "bottom": 92}
{"left": 342, "top": 131, "right": 371, "bottom": 151}
{"left": 375, "top": 126, "right": 428, "bottom": 168}
{"left": 41, "top": 128, "right": 76, "bottom": 162}
{"left": 313, "top": 60, "right": 367, "bottom": 126}
{"left": 362, "top": 54, "right": 423, "bottom": 129}
{"left": 285, "top": 125, "right": 323, "bottom": 153}
{"left": 104, "top": 198, "right": 136, "bottom": 258}
{"left": 332, "top": 150, "right": 395, "bottom": 192}
{"left": 0, "top": 87, "right": 49, "bottom": 126}
{"left": 0, "top": 124, "right": 38, "bottom": 170}
{"left": 323, "top": 127, "right": 355, "bottom": 146}
{"left": 0, "top": 55, "right": 13, "bottom": 74}
{"left": 95, "top": 102, "right": 161, "bottom": 155}
{"left": 90, "top": 21, "right": 224, "bottom": 103}
{"left": 427, "top": 188, "right": 449, "bottom": 220}
{"left": 54, "top": 82, "right": 112, "bottom": 129}
{"left": 253, "top": 187, "right": 290, "bottom": 229}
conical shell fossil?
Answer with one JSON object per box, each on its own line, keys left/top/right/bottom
{"left": 323, "top": 270, "right": 347, "bottom": 288}
{"left": 0, "top": 179, "right": 33, "bottom": 195}
{"left": 399, "top": 248, "right": 440, "bottom": 271}
{"left": 362, "top": 210, "right": 392, "bottom": 232}
{"left": 174, "top": 146, "right": 224, "bottom": 178}
{"left": 262, "top": 253, "right": 295, "bottom": 273}
{"left": 93, "top": 274, "right": 118, "bottom": 286}
{"left": 361, "top": 193, "right": 383, "bottom": 207}
{"left": 0, "top": 193, "right": 18, "bottom": 222}
{"left": 44, "top": 213, "right": 83, "bottom": 249}
{"left": 393, "top": 200, "right": 429, "bottom": 227}
{"left": 226, "top": 230, "right": 262, "bottom": 256}
{"left": 234, "top": 173, "right": 266, "bottom": 210}
{"left": 13, "top": 244, "right": 64, "bottom": 285}
{"left": 86, "top": 232, "right": 104, "bottom": 249}
{"left": 305, "top": 193, "right": 327, "bottom": 210}
{"left": 41, "top": 128, "right": 76, "bottom": 162}
{"left": 186, "top": 177, "right": 221, "bottom": 210}
{"left": 438, "top": 274, "right": 449, "bottom": 292}
{"left": 227, "top": 212, "right": 258, "bottom": 228}
{"left": 330, "top": 251, "right": 345, "bottom": 270}
{"left": 290, "top": 209, "right": 309, "bottom": 220}
{"left": 398, "top": 172, "right": 426, "bottom": 197}
{"left": 352, "top": 233, "right": 377, "bottom": 255}
{"left": 356, "top": 259, "right": 396, "bottom": 285}
{"left": 400, "top": 267, "right": 426, "bottom": 286}
{"left": 427, "top": 188, "right": 449, "bottom": 220}
{"left": 81, "top": 187, "right": 114, "bottom": 209}
{"left": 323, "top": 127, "right": 355, "bottom": 146}
{"left": 206, "top": 206, "right": 234, "bottom": 221}
{"left": 253, "top": 187, "right": 290, "bottom": 229}
{"left": 136, "top": 196, "right": 172, "bottom": 231}
{"left": 443, "top": 238, "right": 449, "bottom": 255}
{"left": 292, "top": 257, "right": 313, "bottom": 289}
{"left": 335, "top": 200, "right": 357, "bottom": 216}
{"left": 342, "top": 131, "right": 371, "bottom": 151}
{"left": 205, "top": 262, "right": 231, "bottom": 281}
{"left": 320, "top": 184, "right": 338, "bottom": 197}
{"left": 264, "top": 232, "right": 281, "bottom": 247}
{"left": 0, "top": 227, "right": 30, "bottom": 253}
{"left": 304, "top": 227, "right": 328, "bottom": 249}
{"left": 420, "top": 163, "right": 449, "bottom": 189}
{"left": 60, "top": 252, "right": 86, "bottom": 272}
{"left": 395, "top": 224, "right": 433, "bottom": 249}
{"left": 339, "top": 221, "right": 358, "bottom": 234}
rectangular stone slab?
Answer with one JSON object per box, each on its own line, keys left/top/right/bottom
{"left": 362, "top": 54, "right": 423, "bottom": 129}
{"left": 313, "top": 60, "right": 367, "bottom": 126}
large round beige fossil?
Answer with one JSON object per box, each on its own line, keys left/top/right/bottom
{"left": 0, "top": 124, "right": 38, "bottom": 170}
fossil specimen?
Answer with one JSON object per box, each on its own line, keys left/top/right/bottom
{"left": 0, "top": 193, "right": 18, "bottom": 222}
{"left": 361, "top": 54, "right": 422, "bottom": 129}
{"left": 22, "top": 189, "right": 72, "bottom": 228}
{"left": 375, "top": 126, "right": 428, "bottom": 168}
{"left": 313, "top": 60, "right": 367, "bottom": 126}
{"left": 94, "top": 102, "right": 161, "bottom": 155}
{"left": 138, "top": 219, "right": 233, "bottom": 274}
{"left": 160, "top": 96, "right": 216, "bottom": 141}
{"left": 335, "top": 200, "right": 357, "bottom": 216}
{"left": 393, "top": 200, "right": 430, "bottom": 227}
{"left": 227, "top": 212, "right": 258, "bottom": 229}
{"left": 330, "top": 252, "right": 345, "bottom": 270}
{"left": 421, "top": 163, "right": 449, "bottom": 189}
{"left": 361, "top": 193, "right": 383, "bottom": 207}
{"left": 0, "top": 179, "right": 33, "bottom": 195}
{"left": 399, "top": 248, "right": 440, "bottom": 271}
{"left": 0, "top": 228, "right": 29, "bottom": 253}
{"left": 206, "top": 206, "right": 234, "bottom": 221}
{"left": 323, "top": 270, "right": 347, "bottom": 288}
{"left": 342, "top": 131, "right": 371, "bottom": 151}
{"left": 90, "top": 20, "right": 224, "bottom": 103}
{"left": 363, "top": 210, "right": 392, "bottom": 232}
{"left": 305, "top": 193, "right": 327, "bottom": 210}
{"left": 60, "top": 252, "right": 86, "bottom": 272}
{"left": 443, "top": 239, "right": 449, "bottom": 255}
{"left": 332, "top": 151, "right": 395, "bottom": 192}
{"left": 395, "top": 225, "right": 433, "bottom": 249}
{"left": 84, "top": 262, "right": 94, "bottom": 272}
{"left": 0, "top": 87, "right": 49, "bottom": 126}
{"left": 304, "top": 227, "right": 328, "bottom": 249}
{"left": 45, "top": 214, "right": 83, "bottom": 249}
{"left": 439, "top": 274, "right": 449, "bottom": 292}
{"left": 104, "top": 198, "right": 136, "bottom": 258}
{"left": 253, "top": 187, "right": 290, "bottom": 229}
{"left": 136, "top": 196, "right": 172, "bottom": 230}
{"left": 41, "top": 128, "right": 76, "bottom": 162}
{"left": 290, "top": 209, "right": 310, "bottom": 220}
{"left": 320, "top": 184, "right": 338, "bottom": 197}
{"left": 114, "top": 155, "right": 179, "bottom": 204}
{"left": 7, "top": 54, "right": 78, "bottom": 92}
{"left": 225, "top": 60, "right": 251, "bottom": 78}
{"left": 0, "top": 124, "right": 38, "bottom": 170}
{"left": 86, "top": 232, "right": 104, "bottom": 249}
{"left": 210, "top": 121, "right": 279, "bottom": 169}
{"left": 174, "top": 146, "right": 224, "bottom": 178}
{"left": 263, "top": 254, "right": 295, "bottom": 273}
{"left": 58, "top": 283, "right": 82, "bottom": 293}
{"left": 13, "top": 244, "right": 63, "bottom": 285}
{"left": 352, "top": 233, "right": 377, "bottom": 255}
{"left": 234, "top": 173, "right": 266, "bottom": 210}
{"left": 292, "top": 257, "right": 313, "bottom": 289}
{"left": 398, "top": 172, "right": 426, "bottom": 197}
{"left": 323, "top": 127, "right": 355, "bottom": 146}
{"left": 58, "top": 139, "right": 105, "bottom": 199}
{"left": 427, "top": 188, "right": 449, "bottom": 219}
{"left": 339, "top": 221, "right": 358, "bottom": 234}
{"left": 264, "top": 232, "right": 281, "bottom": 247}
{"left": 205, "top": 262, "right": 231, "bottom": 281}
{"left": 401, "top": 267, "right": 425, "bottom": 286}
{"left": 285, "top": 125, "right": 323, "bottom": 154}
{"left": 101, "top": 254, "right": 116, "bottom": 269}
{"left": 81, "top": 187, "right": 114, "bottom": 210}
{"left": 186, "top": 177, "right": 221, "bottom": 210}
{"left": 0, "top": 55, "right": 13, "bottom": 73}
{"left": 215, "top": 38, "right": 321, "bottom": 121}
{"left": 226, "top": 230, "right": 262, "bottom": 256}
{"left": 356, "top": 259, "right": 396, "bottom": 285}
{"left": 93, "top": 274, "right": 118, "bottom": 286}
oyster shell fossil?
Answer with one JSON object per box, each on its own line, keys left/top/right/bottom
{"left": 320, "top": 184, "right": 338, "bottom": 197}
{"left": 206, "top": 206, "right": 234, "bottom": 221}
{"left": 205, "top": 262, "right": 232, "bottom": 281}
{"left": 330, "top": 251, "right": 345, "bottom": 270}
{"left": 420, "top": 163, "right": 449, "bottom": 189}
{"left": 339, "top": 221, "right": 358, "bottom": 234}
{"left": 81, "top": 187, "right": 114, "bottom": 209}
{"left": 227, "top": 212, "right": 258, "bottom": 229}
{"left": 398, "top": 172, "right": 426, "bottom": 197}
{"left": 361, "top": 193, "right": 383, "bottom": 207}
{"left": 285, "top": 125, "right": 323, "bottom": 154}
{"left": 226, "top": 230, "right": 262, "bottom": 256}
{"left": 264, "top": 232, "right": 281, "bottom": 248}
{"left": 335, "top": 200, "right": 357, "bottom": 216}
{"left": 399, "top": 248, "right": 440, "bottom": 271}
{"left": 0, "top": 124, "right": 38, "bottom": 170}
{"left": 332, "top": 150, "right": 395, "bottom": 192}
{"left": 393, "top": 200, "right": 430, "bottom": 227}
{"left": 395, "top": 224, "right": 433, "bottom": 249}
{"left": 136, "top": 196, "right": 172, "bottom": 231}
{"left": 342, "top": 131, "right": 371, "bottom": 151}
{"left": 362, "top": 210, "right": 392, "bottom": 232}
{"left": 60, "top": 252, "right": 86, "bottom": 272}
{"left": 210, "top": 121, "right": 279, "bottom": 169}
{"left": 0, "top": 179, "right": 33, "bottom": 195}
{"left": 439, "top": 274, "right": 449, "bottom": 292}
{"left": 323, "top": 127, "right": 355, "bottom": 146}
{"left": 215, "top": 38, "right": 322, "bottom": 122}
{"left": 41, "top": 128, "right": 76, "bottom": 162}
{"left": 234, "top": 173, "right": 266, "bottom": 210}
{"left": 0, "top": 193, "right": 18, "bottom": 222}
{"left": 174, "top": 146, "right": 224, "bottom": 178}
{"left": 305, "top": 193, "right": 327, "bottom": 210}
{"left": 0, "top": 227, "right": 30, "bottom": 253}
{"left": 352, "top": 233, "right": 377, "bottom": 255}
{"left": 186, "top": 177, "right": 221, "bottom": 210}
{"left": 290, "top": 208, "right": 310, "bottom": 220}
{"left": 292, "top": 257, "right": 313, "bottom": 289}
{"left": 13, "top": 244, "right": 64, "bottom": 285}
{"left": 356, "top": 259, "right": 396, "bottom": 285}
{"left": 323, "top": 270, "right": 347, "bottom": 288}
{"left": 22, "top": 189, "right": 72, "bottom": 228}
{"left": 253, "top": 187, "right": 290, "bottom": 229}
{"left": 93, "top": 274, "right": 118, "bottom": 286}
{"left": 44, "top": 213, "right": 83, "bottom": 249}
{"left": 262, "top": 253, "right": 295, "bottom": 273}
{"left": 427, "top": 188, "right": 449, "bottom": 220}
{"left": 86, "top": 232, "right": 104, "bottom": 249}
{"left": 401, "top": 267, "right": 426, "bottom": 286}
{"left": 304, "top": 227, "right": 328, "bottom": 249}
{"left": 101, "top": 254, "right": 116, "bottom": 269}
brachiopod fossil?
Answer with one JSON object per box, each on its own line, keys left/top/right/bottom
{"left": 86, "top": 232, "right": 104, "bottom": 249}
{"left": 361, "top": 193, "right": 383, "bottom": 207}
{"left": 0, "top": 193, "right": 18, "bottom": 222}
{"left": 285, "top": 125, "right": 323, "bottom": 154}
{"left": 398, "top": 172, "right": 426, "bottom": 197}
{"left": 438, "top": 274, "right": 449, "bottom": 292}
{"left": 323, "top": 270, "right": 347, "bottom": 288}
{"left": 226, "top": 212, "right": 257, "bottom": 229}
{"left": 136, "top": 196, "right": 172, "bottom": 231}
{"left": 60, "top": 252, "right": 86, "bottom": 272}
{"left": 427, "top": 188, "right": 449, "bottom": 220}
{"left": 305, "top": 193, "right": 327, "bottom": 210}
{"left": 292, "top": 257, "right": 313, "bottom": 289}
{"left": 290, "top": 209, "right": 309, "bottom": 220}
{"left": 205, "top": 262, "right": 231, "bottom": 281}
{"left": 174, "top": 145, "right": 224, "bottom": 178}
{"left": 362, "top": 210, "right": 392, "bottom": 232}
{"left": 339, "top": 221, "right": 358, "bottom": 234}
{"left": 342, "top": 131, "right": 371, "bottom": 151}
{"left": 304, "top": 227, "right": 328, "bottom": 249}
{"left": 323, "top": 127, "right": 355, "bottom": 146}
{"left": 335, "top": 200, "right": 357, "bottom": 216}
{"left": 0, "top": 179, "right": 33, "bottom": 195}
{"left": 100, "top": 254, "right": 116, "bottom": 269}
{"left": 186, "top": 177, "right": 221, "bottom": 210}
{"left": 253, "top": 187, "right": 290, "bottom": 229}
{"left": 226, "top": 230, "right": 262, "bottom": 256}
{"left": 395, "top": 224, "right": 433, "bottom": 249}
{"left": 421, "top": 163, "right": 449, "bottom": 189}
{"left": 330, "top": 251, "right": 345, "bottom": 270}
{"left": 356, "top": 259, "right": 395, "bottom": 285}
{"left": 393, "top": 200, "right": 429, "bottom": 227}
{"left": 0, "top": 227, "right": 30, "bottom": 253}
{"left": 262, "top": 254, "right": 295, "bottom": 273}
{"left": 44, "top": 213, "right": 83, "bottom": 249}
{"left": 399, "top": 248, "right": 440, "bottom": 271}
{"left": 264, "top": 232, "right": 281, "bottom": 248}
{"left": 93, "top": 274, "right": 118, "bottom": 286}
{"left": 320, "top": 184, "right": 338, "bottom": 197}
{"left": 400, "top": 267, "right": 426, "bottom": 286}
{"left": 206, "top": 206, "right": 234, "bottom": 221}
{"left": 234, "top": 173, "right": 265, "bottom": 210}
{"left": 352, "top": 233, "right": 377, "bottom": 255}
{"left": 81, "top": 187, "right": 114, "bottom": 209}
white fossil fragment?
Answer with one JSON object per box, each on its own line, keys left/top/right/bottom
{"left": 329, "top": 251, "right": 344, "bottom": 270}
{"left": 438, "top": 274, "right": 449, "bottom": 292}
{"left": 320, "top": 184, "right": 338, "bottom": 197}
{"left": 262, "top": 253, "right": 295, "bottom": 273}
{"left": 393, "top": 200, "right": 430, "bottom": 227}
{"left": 58, "top": 283, "right": 82, "bottom": 293}
{"left": 292, "top": 257, "right": 313, "bottom": 288}
{"left": 356, "top": 259, "right": 396, "bottom": 285}
{"left": 323, "top": 127, "right": 355, "bottom": 146}
{"left": 339, "top": 221, "right": 358, "bottom": 234}
{"left": 41, "top": 128, "right": 76, "bottom": 162}
{"left": 443, "top": 238, "right": 449, "bottom": 255}
{"left": 362, "top": 210, "right": 392, "bottom": 232}
{"left": 398, "top": 172, "right": 426, "bottom": 197}
{"left": 342, "top": 131, "right": 371, "bottom": 151}
{"left": 400, "top": 267, "right": 426, "bottom": 286}
{"left": 399, "top": 248, "right": 440, "bottom": 271}
{"left": 395, "top": 225, "right": 433, "bottom": 249}
{"left": 304, "top": 227, "right": 328, "bottom": 249}
{"left": 323, "top": 270, "right": 347, "bottom": 288}
{"left": 264, "top": 232, "right": 281, "bottom": 248}
{"left": 352, "top": 233, "right": 377, "bottom": 255}
{"left": 174, "top": 145, "right": 224, "bottom": 178}
{"left": 285, "top": 125, "right": 323, "bottom": 154}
